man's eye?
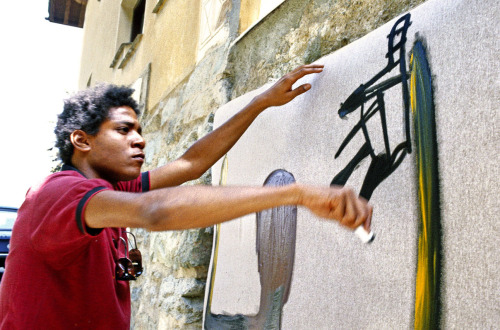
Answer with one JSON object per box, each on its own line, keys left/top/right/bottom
{"left": 117, "top": 127, "right": 129, "bottom": 133}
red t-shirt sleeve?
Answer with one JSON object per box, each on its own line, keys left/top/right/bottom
{"left": 27, "top": 171, "right": 150, "bottom": 268}
{"left": 28, "top": 173, "right": 113, "bottom": 267}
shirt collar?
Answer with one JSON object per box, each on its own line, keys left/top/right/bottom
{"left": 61, "top": 163, "right": 87, "bottom": 178}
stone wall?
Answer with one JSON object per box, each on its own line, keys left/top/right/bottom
{"left": 131, "top": 1, "right": 427, "bottom": 328}
{"left": 228, "top": 0, "right": 426, "bottom": 98}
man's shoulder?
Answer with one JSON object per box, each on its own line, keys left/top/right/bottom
{"left": 27, "top": 170, "right": 112, "bottom": 199}
{"left": 36, "top": 170, "right": 88, "bottom": 191}
{"left": 49, "top": 169, "right": 85, "bottom": 181}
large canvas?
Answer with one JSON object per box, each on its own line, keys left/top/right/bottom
{"left": 203, "top": 0, "right": 499, "bottom": 328}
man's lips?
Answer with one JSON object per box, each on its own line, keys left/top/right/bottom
{"left": 132, "top": 153, "right": 145, "bottom": 161}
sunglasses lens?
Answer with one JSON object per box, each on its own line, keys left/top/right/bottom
{"left": 116, "top": 262, "right": 126, "bottom": 279}
{"left": 116, "top": 258, "right": 136, "bottom": 281}
{"left": 129, "top": 249, "right": 143, "bottom": 277}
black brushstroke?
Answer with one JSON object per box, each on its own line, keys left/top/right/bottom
{"left": 332, "top": 13, "right": 413, "bottom": 203}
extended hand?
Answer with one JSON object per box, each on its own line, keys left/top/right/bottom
{"left": 297, "top": 184, "right": 372, "bottom": 231}
{"left": 256, "top": 64, "right": 324, "bottom": 108}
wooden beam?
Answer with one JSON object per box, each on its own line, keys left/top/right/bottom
{"left": 78, "top": 1, "right": 86, "bottom": 27}
{"left": 48, "top": 0, "right": 56, "bottom": 22}
{"left": 63, "top": 0, "right": 72, "bottom": 25}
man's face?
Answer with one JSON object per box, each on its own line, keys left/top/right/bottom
{"left": 86, "top": 106, "right": 145, "bottom": 183}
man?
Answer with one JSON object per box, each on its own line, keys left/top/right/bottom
{"left": 0, "top": 65, "right": 371, "bottom": 329}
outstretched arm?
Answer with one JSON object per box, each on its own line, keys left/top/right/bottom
{"left": 85, "top": 184, "right": 371, "bottom": 232}
{"left": 148, "top": 64, "right": 324, "bottom": 189}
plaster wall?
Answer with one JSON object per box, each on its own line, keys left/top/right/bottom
{"left": 208, "top": 0, "right": 499, "bottom": 328}
{"left": 79, "top": 0, "right": 201, "bottom": 109}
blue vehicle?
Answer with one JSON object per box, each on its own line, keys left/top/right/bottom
{"left": 0, "top": 206, "right": 17, "bottom": 281}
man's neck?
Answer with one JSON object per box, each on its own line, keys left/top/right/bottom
{"left": 69, "top": 157, "right": 106, "bottom": 182}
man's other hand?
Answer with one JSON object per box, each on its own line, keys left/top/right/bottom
{"left": 256, "top": 64, "right": 324, "bottom": 108}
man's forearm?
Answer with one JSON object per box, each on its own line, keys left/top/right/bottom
{"left": 148, "top": 97, "right": 267, "bottom": 189}
{"left": 141, "top": 183, "right": 299, "bottom": 230}
{"left": 149, "top": 65, "right": 324, "bottom": 190}
{"left": 141, "top": 183, "right": 371, "bottom": 231}
{"left": 180, "top": 96, "right": 267, "bottom": 177}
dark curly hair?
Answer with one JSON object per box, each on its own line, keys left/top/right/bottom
{"left": 54, "top": 83, "right": 140, "bottom": 164}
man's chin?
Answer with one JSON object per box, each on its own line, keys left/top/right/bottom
{"left": 121, "top": 170, "right": 141, "bottom": 182}
{"left": 109, "top": 168, "right": 141, "bottom": 183}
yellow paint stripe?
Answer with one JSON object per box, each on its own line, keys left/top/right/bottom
{"left": 411, "top": 42, "right": 440, "bottom": 329}
{"left": 207, "top": 155, "right": 228, "bottom": 309}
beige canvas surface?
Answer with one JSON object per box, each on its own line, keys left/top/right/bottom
{"left": 205, "top": 0, "right": 499, "bottom": 328}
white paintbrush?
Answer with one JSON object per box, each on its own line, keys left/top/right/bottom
{"left": 354, "top": 226, "right": 375, "bottom": 244}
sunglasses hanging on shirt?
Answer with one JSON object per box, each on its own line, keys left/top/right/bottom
{"left": 115, "top": 231, "right": 143, "bottom": 281}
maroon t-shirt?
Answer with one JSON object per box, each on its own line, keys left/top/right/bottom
{"left": 0, "top": 165, "right": 150, "bottom": 329}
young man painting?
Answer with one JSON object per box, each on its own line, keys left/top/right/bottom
{"left": 0, "top": 65, "right": 371, "bottom": 329}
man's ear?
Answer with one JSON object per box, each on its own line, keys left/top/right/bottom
{"left": 70, "top": 130, "right": 92, "bottom": 153}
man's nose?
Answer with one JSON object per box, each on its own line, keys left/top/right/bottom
{"left": 132, "top": 131, "right": 146, "bottom": 149}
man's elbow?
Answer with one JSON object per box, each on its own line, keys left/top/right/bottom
{"left": 138, "top": 196, "right": 174, "bottom": 231}
{"left": 189, "top": 168, "right": 208, "bottom": 181}
{"left": 176, "top": 158, "right": 207, "bottom": 182}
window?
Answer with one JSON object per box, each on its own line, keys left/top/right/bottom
{"left": 199, "top": 0, "right": 229, "bottom": 46}
{"left": 111, "top": 0, "right": 146, "bottom": 69}
{"left": 197, "top": 0, "right": 231, "bottom": 61}
{"left": 131, "top": 0, "right": 146, "bottom": 42}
